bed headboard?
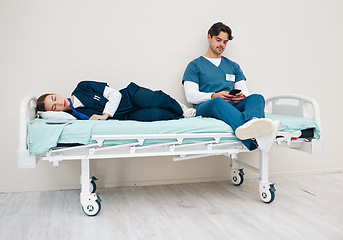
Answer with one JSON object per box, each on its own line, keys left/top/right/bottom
{"left": 18, "top": 95, "right": 38, "bottom": 168}
{"left": 19, "top": 95, "right": 37, "bottom": 150}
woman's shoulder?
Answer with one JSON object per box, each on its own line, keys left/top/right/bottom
{"left": 73, "top": 81, "right": 109, "bottom": 95}
{"left": 76, "top": 80, "right": 107, "bottom": 87}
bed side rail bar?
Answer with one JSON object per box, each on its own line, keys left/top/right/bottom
{"left": 92, "top": 133, "right": 235, "bottom": 142}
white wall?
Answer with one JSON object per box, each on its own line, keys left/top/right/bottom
{"left": 1, "top": 0, "right": 342, "bottom": 192}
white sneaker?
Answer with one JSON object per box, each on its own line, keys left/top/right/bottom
{"left": 183, "top": 108, "right": 196, "bottom": 118}
{"left": 256, "top": 120, "right": 281, "bottom": 153}
{"left": 178, "top": 101, "right": 196, "bottom": 118}
{"left": 235, "top": 118, "right": 273, "bottom": 140}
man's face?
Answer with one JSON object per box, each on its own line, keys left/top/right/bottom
{"left": 208, "top": 31, "right": 229, "bottom": 56}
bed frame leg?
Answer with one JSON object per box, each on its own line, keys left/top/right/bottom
{"left": 259, "top": 151, "right": 276, "bottom": 204}
{"left": 81, "top": 158, "right": 91, "bottom": 195}
{"left": 80, "top": 158, "right": 101, "bottom": 216}
{"left": 259, "top": 151, "right": 269, "bottom": 183}
{"left": 230, "top": 153, "right": 245, "bottom": 186}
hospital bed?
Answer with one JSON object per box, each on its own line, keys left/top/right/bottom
{"left": 17, "top": 95, "right": 323, "bottom": 216}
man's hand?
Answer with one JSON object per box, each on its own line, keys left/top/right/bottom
{"left": 89, "top": 113, "right": 110, "bottom": 120}
{"left": 211, "top": 91, "right": 232, "bottom": 102}
{"left": 211, "top": 91, "right": 246, "bottom": 103}
{"left": 231, "top": 91, "right": 246, "bottom": 103}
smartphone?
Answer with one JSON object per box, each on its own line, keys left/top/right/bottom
{"left": 229, "top": 89, "right": 241, "bottom": 96}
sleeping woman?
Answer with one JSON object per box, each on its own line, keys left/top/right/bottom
{"left": 36, "top": 81, "right": 195, "bottom": 121}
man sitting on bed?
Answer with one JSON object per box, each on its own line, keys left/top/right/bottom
{"left": 182, "top": 22, "right": 280, "bottom": 153}
{"left": 36, "top": 81, "right": 195, "bottom": 121}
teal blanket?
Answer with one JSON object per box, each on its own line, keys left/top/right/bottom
{"left": 27, "top": 115, "right": 320, "bottom": 155}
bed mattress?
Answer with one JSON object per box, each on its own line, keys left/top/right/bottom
{"left": 27, "top": 114, "right": 320, "bottom": 155}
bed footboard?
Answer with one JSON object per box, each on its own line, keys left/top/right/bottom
{"left": 18, "top": 95, "right": 38, "bottom": 168}
{"left": 266, "top": 94, "right": 321, "bottom": 129}
{"left": 266, "top": 94, "right": 323, "bottom": 154}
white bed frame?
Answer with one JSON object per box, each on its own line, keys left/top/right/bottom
{"left": 17, "top": 95, "right": 323, "bottom": 216}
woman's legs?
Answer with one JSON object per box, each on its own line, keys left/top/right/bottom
{"left": 129, "top": 84, "right": 183, "bottom": 116}
{"left": 127, "top": 108, "right": 181, "bottom": 121}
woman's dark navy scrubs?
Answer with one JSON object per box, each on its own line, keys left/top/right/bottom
{"left": 68, "top": 81, "right": 183, "bottom": 121}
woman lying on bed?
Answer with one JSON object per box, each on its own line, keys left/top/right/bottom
{"left": 36, "top": 81, "right": 195, "bottom": 121}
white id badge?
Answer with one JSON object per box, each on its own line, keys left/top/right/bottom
{"left": 226, "top": 74, "right": 235, "bottom": 82}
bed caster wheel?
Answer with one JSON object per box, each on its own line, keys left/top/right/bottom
{"left": 90, "top": 176, "right": 98, "bottom": 193}
{"left": 81, "top": 194, "right": 102, "bottom": 217}
{"left": 259, "top": 183, "right": 276, "bottom": 204}
{"left": 232, "top": 169, "right": 244, "bottom": 186}
{"left": 82, "top": 200, "right": 101, "bottom": 217}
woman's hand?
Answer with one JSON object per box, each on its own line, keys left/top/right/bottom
{"left": 89, "top": 113, "right": 110, "bottom": 120}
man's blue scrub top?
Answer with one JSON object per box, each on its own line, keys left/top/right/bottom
{"left": 182, "top": 56, "right": 246, "bottom": 93}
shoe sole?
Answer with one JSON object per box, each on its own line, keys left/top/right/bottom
{"left": 235, "top": 119, "right": 273, "bottom": 140}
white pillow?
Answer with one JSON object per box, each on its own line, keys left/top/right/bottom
{"left": 38, "top": 111, "right": 76, "bottom": 120}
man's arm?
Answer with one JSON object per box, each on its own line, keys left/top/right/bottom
{"left": 230, "top": 80, "right": 249, "bottom": 103}
{"left": 184, "top": 81, "right": 234, "bottom": 103}
{"left": 234, "top": 80, "right": 250, "bottom": 96}
{"left": 183, "top": 81, "right": 213, "bottom": 104}
{"left": 184, "top": 81, "right": 250, "bottom": 104}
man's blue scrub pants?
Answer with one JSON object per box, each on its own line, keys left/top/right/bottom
{"left": 195, "top": 94, "right": 266, "bottom": 150}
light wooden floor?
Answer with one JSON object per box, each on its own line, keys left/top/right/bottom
{"left": 1, "top": 171, "right": 342, "bottom": 240}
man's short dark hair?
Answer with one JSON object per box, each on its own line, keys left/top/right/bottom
{"left": 208, "top": 22, "right": 234, "bottom": 40}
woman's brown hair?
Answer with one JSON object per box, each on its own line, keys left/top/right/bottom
{"left": 36, "top": 93, "right": 50, "bottom": 111}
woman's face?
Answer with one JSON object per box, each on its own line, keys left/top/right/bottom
{"left": 44, "top": 94, "right": 70, "bottom": 111}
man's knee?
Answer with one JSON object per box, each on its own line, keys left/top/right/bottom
{"left": 248, "top": 94, "right": 265, "bottom": 104}
{"left": 197, "top": 97, "right": 229, "bottom": 117}
{"left": 208, "top": 97, "right": 228, "bottom": 107}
